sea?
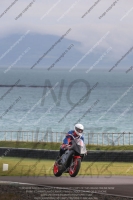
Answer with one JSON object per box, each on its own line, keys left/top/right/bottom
{"left": 0, "top": 68, "right": 133, "bottom": 144}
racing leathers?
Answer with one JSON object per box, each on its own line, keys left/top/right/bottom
{"left": 59, "top": 130, "right": 84, "bottom": 157}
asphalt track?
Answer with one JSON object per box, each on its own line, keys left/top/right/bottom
{"left": 0, "top": 176, "right": 133, "bottom": 198}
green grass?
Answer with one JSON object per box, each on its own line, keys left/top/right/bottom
{"left": 86, "top": 144, "right": 133, "bottom": 151}
{"left": 0, "top": 157, "right": 133, "bottom": 176}
{"left": 0, "top": 141, "right": 61, "bottom": 150}
{"left": 1, "top": 141, "right": 133, "bottom": 150}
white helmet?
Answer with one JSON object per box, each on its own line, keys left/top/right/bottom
{"left": 74, "top": 124, "right": 84, "bottom": 136}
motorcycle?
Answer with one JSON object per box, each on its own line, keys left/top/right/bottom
{"left": 53, "top": 134, "right": 87, "bottom": 177}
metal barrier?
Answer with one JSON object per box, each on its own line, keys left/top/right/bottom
{"left": 0, "top": 131, "right": 133, "bottom": 145}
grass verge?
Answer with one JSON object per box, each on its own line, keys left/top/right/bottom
{"left": 0, "top": 157, "right": 133, "bottom": 176}
{"left": 1, "top": 141, "right": 133, "bottom": 150}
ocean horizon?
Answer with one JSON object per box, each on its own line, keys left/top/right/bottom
{"left": 0, "top": 68, "right": 132, "bottom": 143}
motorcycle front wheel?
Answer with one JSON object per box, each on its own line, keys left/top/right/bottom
{"left": 69, "top": 158, "right": 81, "bottom": 177}
{"left": 53, "top": 162, "right": 62, "bottom": 177}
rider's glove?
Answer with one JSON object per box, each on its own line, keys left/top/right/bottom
{"left": 65, "top": 144, "right": 71, "bottom": 150}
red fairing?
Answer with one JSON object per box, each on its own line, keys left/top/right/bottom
{"left": 74, "top": 156, "right": 81, "bottom": 159}
{"left": 61, "top": 143, "right": 71, "bottom": 149}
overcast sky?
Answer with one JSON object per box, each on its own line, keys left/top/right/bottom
{"left": 0, "top": 0, "right": 133, "bottom": 71}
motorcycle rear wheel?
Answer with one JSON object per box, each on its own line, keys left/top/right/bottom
{"left": 69, "top": 158, "right": 81, "bottom": 177}
{"left": 53, "top": 162, "right": 62, "bottom": 177}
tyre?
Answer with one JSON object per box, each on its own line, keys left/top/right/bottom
{"left": 53, "top": 162, "right": 62, "bottom": 177}
{"left": 69, "top": 158, "right": 81, "bottom": 177}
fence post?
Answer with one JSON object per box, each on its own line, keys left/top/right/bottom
{"left": 91, "top": 134, "right": 92, "bottom": 145}
{"left": 27, "top": 132, "right": 28, "bottom": 142}
{"left": 44, "top": 132, "right": 45, "bottom": 142}
{"left": 50, "top": 132, "right": 52, "bottom": 143}
{"left": 17, "top": 131, "right": 18, "bottom": 142}
{"left": 3, "top": 131, "right": 133, "bottom": 144}
{"left": 5, "top": 131, "right": 6, "bottom": 141}
{"left": 17, "top": 131, "right": 19, "bottom": 142}
{"left": 43, "top": 131, "right": 45, "bottom": 142}
{"left": 32, "top": 131, "right": 33, "bottom": 142}
{"left": 61, "top": 132, "right": 63, "bottom": 143}
{"left": 41, "top": 131, "right": 43, "bottom": 142}
{"left": 52, "top": 132, "right": 54, "bottom": 142}
{"left": 56, "top": 132, "right": 57, "bottom": 143}
{"left": 103, "top": 133, "right": 105, "bottom": 145}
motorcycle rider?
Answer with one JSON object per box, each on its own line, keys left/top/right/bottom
{"left": 59, "top": 123, "right": 84, "bottom": 158}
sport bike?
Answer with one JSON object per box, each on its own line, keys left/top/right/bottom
{"left": 53, "top": 134, "right": 87, "bottom": 177}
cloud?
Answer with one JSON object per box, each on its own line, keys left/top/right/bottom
{"left": 0, "top": 0, "right": 133, "bottom": 68}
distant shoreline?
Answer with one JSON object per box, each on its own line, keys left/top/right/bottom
{"left": 0, "top": 85, "right": 52, "bottom": 88}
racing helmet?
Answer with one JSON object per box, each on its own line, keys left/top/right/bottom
{"left": 74, "top": 124, "right": 84, "bottom": 136}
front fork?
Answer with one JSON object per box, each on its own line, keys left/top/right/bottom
{"left": 70, "top": 155, "right": 81, "bottom": 167}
